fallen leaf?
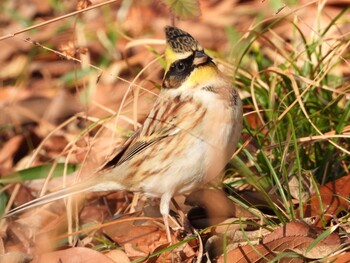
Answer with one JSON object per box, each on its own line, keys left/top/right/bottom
{"left": 8, "top": 205, "right": 70, "bottom": 253}
{"left": 104, "top": 220, "right": 161, "bottom": 245}
{"left": 326, "top": 252, "right": 350, "bottom": 263}
{"left": 105, "top": 249, "right": 130, "bottom": 263}
{"left": 217, "top": 221, "right": 341, "bottom": 262}
{"left": 288, "top": 171, "right": 315, "bottom": 203}
{"left": 243, "top": 105, "right": 265, "bottom": 131}
{"left": 263, "top": 222, "right": 341, "bottom": 259}
{"left": 0, "top": 55, "right": 28, "bottom": 79}
{"left": 0, "top": 252, "right": 32, "bottom": 263}
{"left": 31, "top": 247, "right": 115, "bottom": 263}
{"left": 0, "top": 96, "right": 51, "bottom": 126}
{"left": 304, "top": 174, "right": 350, "bottom": 226}
{"left": 218, "top": 236, "right": 308, "bottom": 262}
{"left": 207, "top": 225, "right": 269, "bottom": 261}
{"left": 263, "top": 221, "right": 317, "bottom": 243}
{"left": 123, "top": 243, "right": 148, "bottom": 258}
{"left": 79, "top": 202, "right": 109, "bottom": 224}
{"left": 42, "top": 89, "right": 81, "bottom": 124}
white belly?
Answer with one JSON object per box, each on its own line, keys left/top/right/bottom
{"left": 140, "top": 138, "right": 208, "bottom": 197}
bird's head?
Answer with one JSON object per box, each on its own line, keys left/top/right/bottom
{"left": 163, "top": 26, "right": 218, "bottom": 90}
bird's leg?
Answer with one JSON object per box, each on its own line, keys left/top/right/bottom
{"left": 160, "top": 193, "right": 173, "bottom": 243}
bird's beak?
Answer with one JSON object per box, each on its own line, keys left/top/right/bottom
{"left": 193, "top": 50, "right": 209, "bottom": 66}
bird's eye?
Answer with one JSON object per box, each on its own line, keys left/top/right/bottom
{"left": 175, "top": 62, "right": 186, "bottom": 73}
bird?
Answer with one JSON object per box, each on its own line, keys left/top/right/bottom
{"left": 5, "top": 26, "right": 243, "bottom": 242}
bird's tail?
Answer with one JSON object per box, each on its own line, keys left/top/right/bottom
{"left": 5, "top": 179, "right": 98, "bottom": 218}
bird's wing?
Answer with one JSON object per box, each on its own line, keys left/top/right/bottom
{"left": 103, "top": 116, "right": 180, "bottom": 168}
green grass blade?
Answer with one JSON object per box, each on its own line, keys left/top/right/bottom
{"left": 0, "top": 163, "right": 79, "bottom": 184}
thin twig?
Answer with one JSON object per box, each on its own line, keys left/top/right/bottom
{"left": 0, "top": 0, "right": 119, "bottom": 41}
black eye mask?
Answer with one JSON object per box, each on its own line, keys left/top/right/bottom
{"left": 162, "top": 55, "right": 194, "bottom": 89}
{"left": 162, "top": 53, "right": 213, "bottom": 89}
